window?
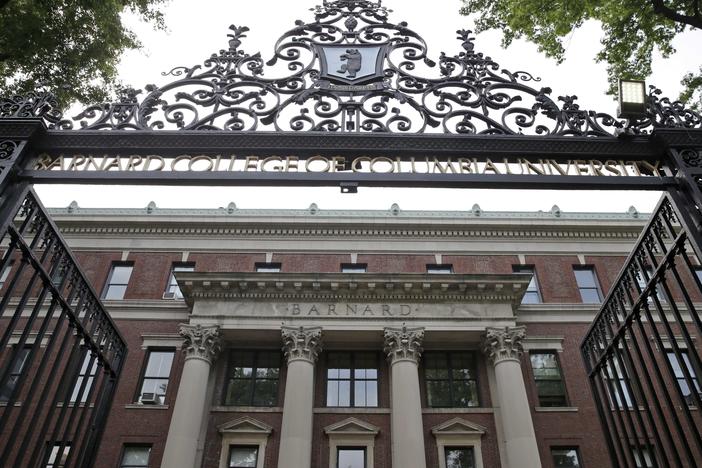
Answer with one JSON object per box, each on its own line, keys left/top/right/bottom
{"left": 341, "top": 263, "right": 367, "bottom": 273}
{"left": 574, "top": 266, "right": 603, "bottom": 303}
{"left": 445, "top": 447, "right": 476, "bottom": 468}
{"left": 137, "top": 349, "right": 175, "bottom": 404}
{"left": 326, "top": 352, "right": 378, "bottom": 407}
{"left": 0, "top": 346, "right": 30, "bottom": 401}
{"left": 632, "top": 445, "right": 655, "bottom": 468}
{"left": 0, "top": 260, "right": 13, "bottom": 289}
{"left": 165, "top": 263, "right": 194, "bottom": 299}
{"left": 666, "top": 350, "right": 701, "bottom": 405}
{"left": 551, "top": 447, "right": 582, "bottom": 467}
{"left": 427, "top": 264, "right": 453, "bottom": 274}
{"left": 120, "top": 445, "right": 151, "bottom": 468}
{"left": 102, "top": 263, "right": 133, "bottom": 300}
{"left": 635, "top": 267, "right": 664, "bottom": 302}
{"left": 224, "top": 351, "right": 281, "bottom": 406}
{"left": 69, "top": 351, "right": 98, "bottom": 403}
{"left": 424, "top": 352, "right": 479, "bottom": 408}
{"left": 530, "top": 352, "right": 568, "bottom": 407}
{"left": 255, "top": 262, "right": 281, "bottom": 273}
{"left": 45, "top": 443, "right": 70, "bottom": 468}
{"left": 337, "top": 447, "right": 366, "bottom": 468}
{"left": 513, "top": 265, "right": 541, "bottom": 304}
{"left": 605, "top": 356, "right": 634, "bottom": 408}
{"left": 229, "top": 446, "right": 258, "bottom": 468}
{"left": 694, "top": 267, "right": 702, "bottom": 285}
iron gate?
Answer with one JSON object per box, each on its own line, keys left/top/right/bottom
{"left": 582, "top": 193, "right": 702, "bottom": 467}
{"left": 0, "top": 187, "right": 127, "bottom": 467}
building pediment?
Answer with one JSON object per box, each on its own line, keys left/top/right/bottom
{"left": 431, "top": 418, "right": 487, "bottom": 436}
{"left": 177, "top": 272, "right": 530, "bottom": 306}
{"left": 218, "top": 416, "right": 273, "bottom": 435}
{"left": 324, "top": 417, "right": 380, "bottom": 436}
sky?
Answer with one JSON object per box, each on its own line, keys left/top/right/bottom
{"left": 34, "top": 0, "right": 702, "bottom": 214}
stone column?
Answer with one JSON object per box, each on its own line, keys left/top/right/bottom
{"left": 161, "top": 324, "right": 221, "bottom": 468}
{"left": 277, "top": 326, "right": 323, "bottom": 468}
{"left": 482, "top": 326, "right": 541, "bottom": 468}
{"left": 384, "top": 325, "right": 427, "bottom": 468}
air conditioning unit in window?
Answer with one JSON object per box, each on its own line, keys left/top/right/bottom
{"left": 140, "top": 392, "right": 159, "bottom": 404}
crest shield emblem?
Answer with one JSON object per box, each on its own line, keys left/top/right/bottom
{"left": 317, "top": 44, "right": 387, "bottom": 85}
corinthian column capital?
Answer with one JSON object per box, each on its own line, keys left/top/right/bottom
{"left": 384, "top": 325, "right": 424, "bottom": 364}
{"left": 281, "top": 326, "right": 323, "bottom": 363}
{"left": 180, "top": 324, "right": 221, "bottom": 364}
{"left": 482, "top": 326, "right": 526, "bottom": 365}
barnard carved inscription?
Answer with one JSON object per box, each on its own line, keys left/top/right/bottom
{"left": 288, "top": 303, "right": 416, "bottom": 316}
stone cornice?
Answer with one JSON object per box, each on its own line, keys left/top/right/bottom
{"left": 50, "top": 221, "right": 642, "bottom": 242}
{"left": 178, "top": 272, "right": 531, "bottom": 306}
{"left": 45, "top": 206, "right": 646, "bottom": 244}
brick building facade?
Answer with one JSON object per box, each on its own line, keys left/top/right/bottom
{"left": 1, "top": 202, "right": 665, "bottom": 467}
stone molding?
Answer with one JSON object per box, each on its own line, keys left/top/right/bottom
{"left": 179, "top": 324, "right": 221, "bottom": 364}
{"left": 384, "top": 325, "right": 424, "bottom": 364}
{"left": 52, "top": 223, "right": 641, "bottom": 242}
{"left": 178, "top": 272, "right": 530, "bottom": 306}
{"left": 281, "top": 326, "right": 323, "bottom": 363}
{"left": 482, "top": 326, "right": 526, "bottom": 365}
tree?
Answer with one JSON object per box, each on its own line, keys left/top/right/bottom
{"left": 0, "top": 0, "right": 169, "bottom": 109}
{"left": 460, "top": 0, "right": 702, "bottom": 108}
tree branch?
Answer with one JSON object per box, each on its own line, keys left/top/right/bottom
{"left": 650, "top": 0, "right": 702, "bottom": 28}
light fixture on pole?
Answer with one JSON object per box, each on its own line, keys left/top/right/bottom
{"left": 617, "top": 79, "right": 647, "bottom": 119}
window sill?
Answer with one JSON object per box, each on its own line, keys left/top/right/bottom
{"left": 314, "top": 407, "right": 390, "bottom": 414}
{"left": 535, "top": 406, "right": 579, "bottom": 413}
{"left": 0, "top": 401, "right": 21, "bottom": 407}
{"left": 56, "top": 402, "right": 94, "bottom": 408}
{"left": 124, "top": 403, "right": 170, "bottom": 410}
{"left": 211, "top": 406, "right": 283, "bottom": 413}
{"left": 422, "top": 407, "right": 493, "bottom": 414}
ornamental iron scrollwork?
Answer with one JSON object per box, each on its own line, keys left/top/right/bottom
{"left": 1, "top": 0, "right": 700, "bottom": 135}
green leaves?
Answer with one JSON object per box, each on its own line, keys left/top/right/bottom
{"left": 0, "top": 0, "right": 169, "bottom": 109}
{"left": 460, "top": 0, "right": 701, "bottom": 104}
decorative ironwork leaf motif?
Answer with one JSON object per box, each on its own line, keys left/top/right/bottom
{"left": 0, "top": 0, "right": 700, "bottom": 135}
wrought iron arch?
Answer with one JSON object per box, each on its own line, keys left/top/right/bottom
{"left": 1, "top": 0, "right": 700, "bottom": 135}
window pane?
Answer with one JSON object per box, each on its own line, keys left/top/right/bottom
{"left": 445, "top": 447, "right": 475, "bottom": 468}
{"left": 229, "top": 446, "right": 258, "bottom": 468}
{"left": 452, "top": 380, "right": 479, "bottom": 407}
{"left": 551, "top": 448, "right": 581, "bottom": 467}
{"left": 579, "top": 288, "right": 601, "bottom": 304}
{"left": 0, "top": 347, "right": 30, "bottom": 401}
{"left": 574, "top": 269, "right": 597, "bottom": 288}
{"left": 226, "top": 379, "right": 253, "bottom": 406}
{"left": 327, "top": 380, "right": 339, "bottom": 406}
{"left": 121, "top": 446, "right": 151, "bottom": 467}
{"left": 252, "top": 379, "right": 279, "bottom": 406}
{"left": 365, "top": 381, "right": 378, "bottom": 407}
{"left": 338, "top": 448, "right": 365, "bottom": 468}
{"left": 104, "top": 285, "right": 128, "bottom": 300}
{"left": 521, "top": 291, "right": 541, "bottom": 304}
{"left": 427, "top": 380, "right": 451, "bottom": 407}
{"left": 145, "top": 351, "right": 174, "bottom": 378}
{"left": 111, "top": 266, "right": 133, "bottom": 284}
{"left": 338, "top": 381, "right": 351, "bottom": 406}
{"left": 46, "top": 443, "right": 70, "bottom": 468}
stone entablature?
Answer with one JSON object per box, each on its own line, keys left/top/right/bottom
{"left": 178, "top": 272, "right": 531, "bottom": 306}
